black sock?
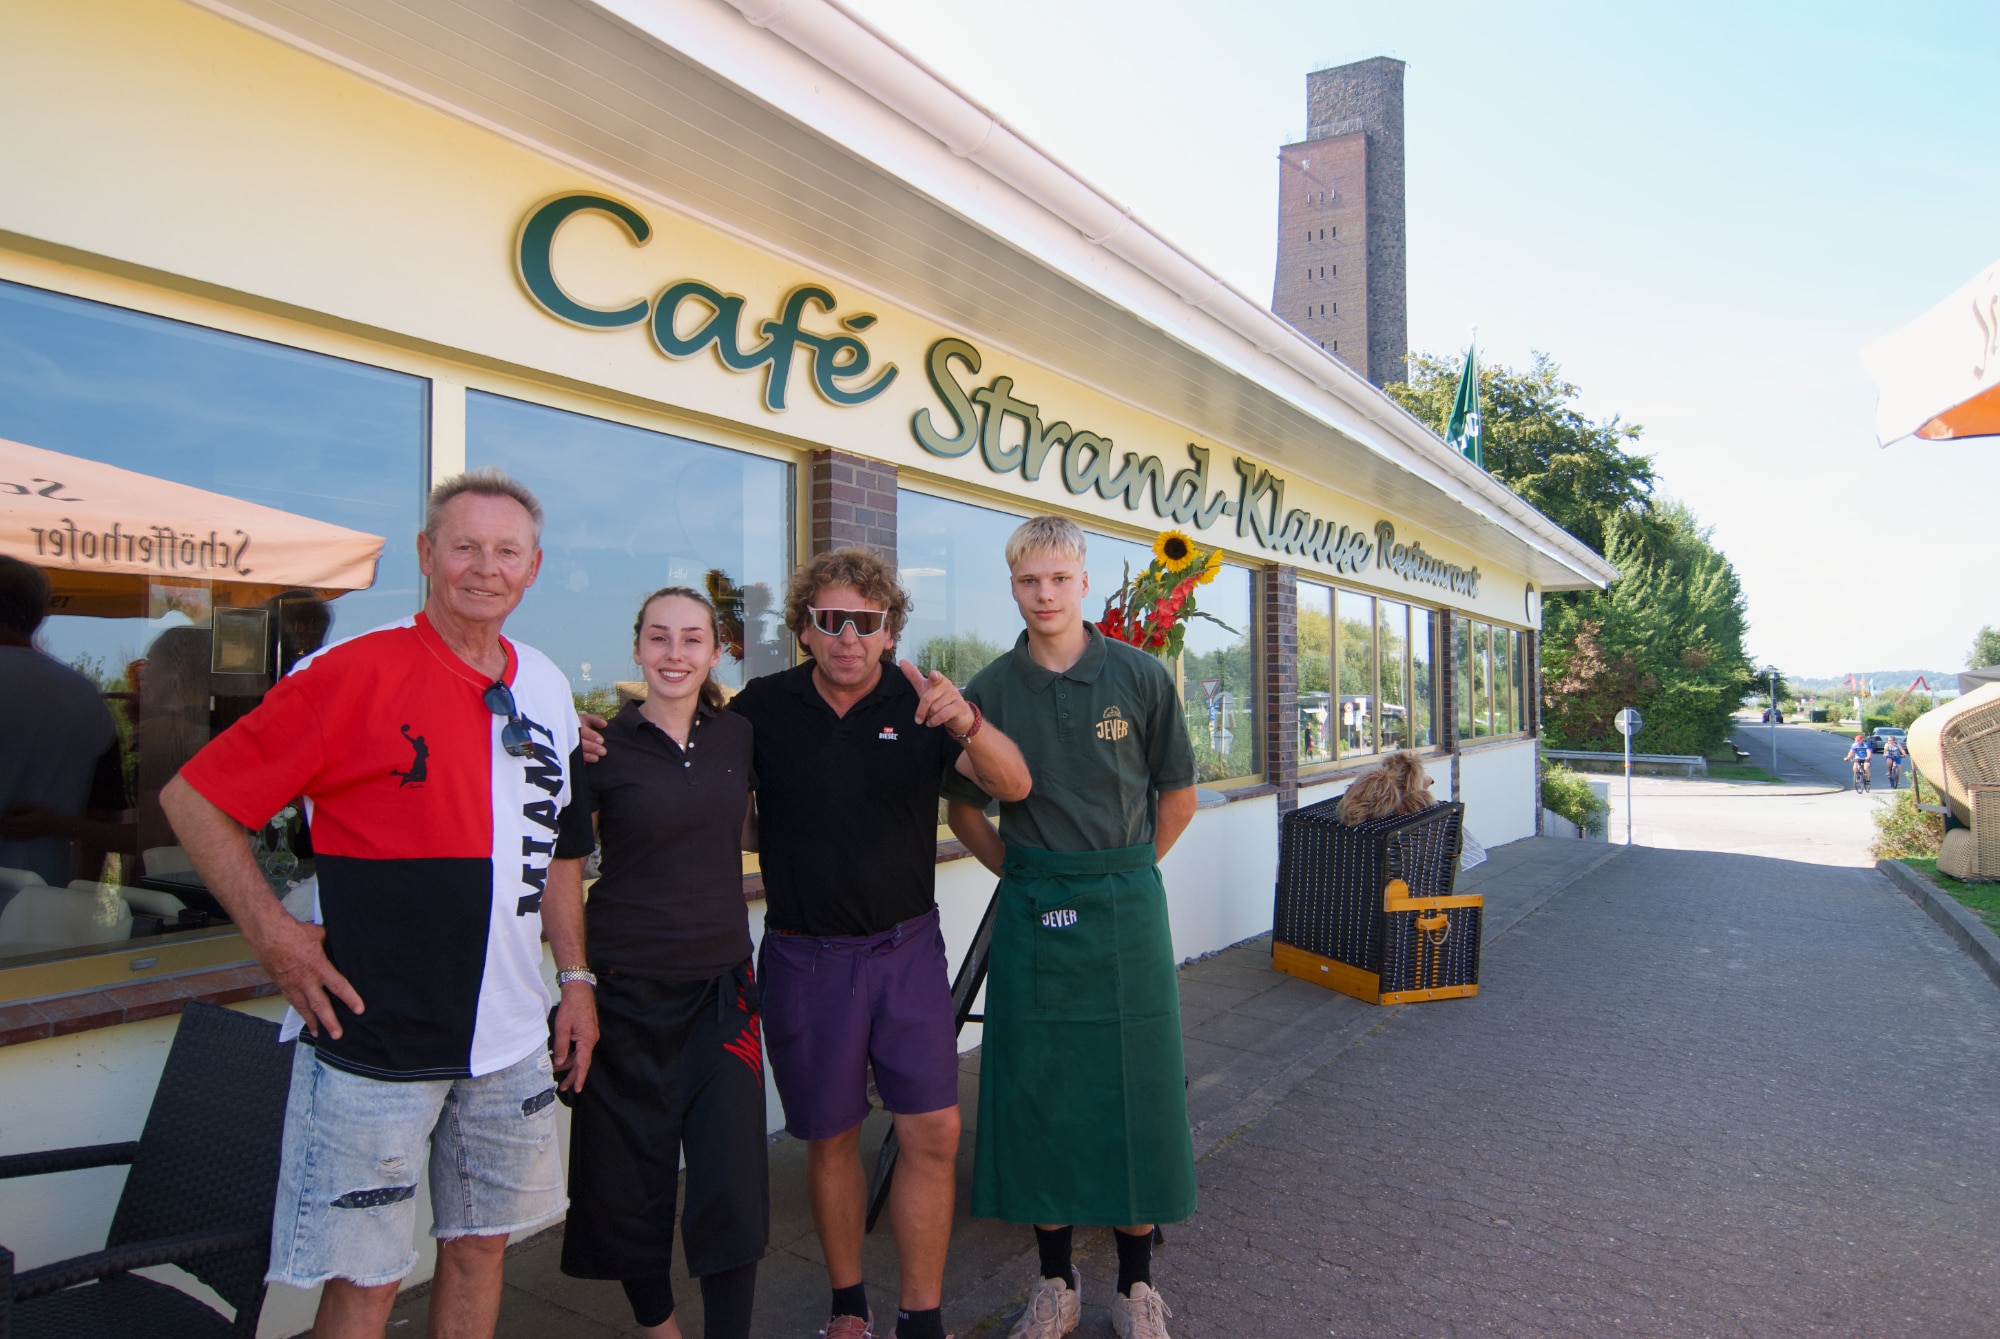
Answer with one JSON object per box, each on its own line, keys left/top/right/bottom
{"left": 1034, "top": 1224, "right": 1074, "bottom": 1284}
{"left": 699, "top": 1262, "right": 757, "bottom": 1339}
{"left": 831, "top": 1281, "right": 868, "bottom": 1321}
{"left": 896, "top": 1306, "right": 946, "bottom": 1339}
{"left": 620, "top": 1274, "right": 676, "bottom": 1329}
{"left": 1114, "top": 1227, "right": 1152, "bottom": 1297}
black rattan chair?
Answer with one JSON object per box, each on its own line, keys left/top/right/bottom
{"left": 0, "top": 1000, "right": 295, "bottom": 1338}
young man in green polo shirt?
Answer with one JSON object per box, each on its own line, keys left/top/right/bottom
{"left": 943, "top": 515, "right": 1199, "bottom": 1339}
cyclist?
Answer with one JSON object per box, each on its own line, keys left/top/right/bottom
{"left": 1844, "top": 735, "right": 1874, "bottom": 792}
{"left": 1883, "top": 735, "right": 1907, "bottom": 790}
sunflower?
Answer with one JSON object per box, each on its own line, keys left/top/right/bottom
{"left": 1195, "top": 547, "right": 1223, "bottom": 585}
{"left": 1152, "top": 529, "right": 1197, "bottom": 573}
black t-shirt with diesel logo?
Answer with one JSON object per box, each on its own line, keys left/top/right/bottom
{"left": 729, "top": 661, "right": 963, "bottom": 937}
{"left": 555, "top": 701, "right": 755, "bottom": 982}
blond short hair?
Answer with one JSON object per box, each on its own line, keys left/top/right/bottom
{"left": 426, "top": 468, "right": 545, "bottom": 545}
{"left": 1005, "top": 515, "right": 1087, "bottom": 569}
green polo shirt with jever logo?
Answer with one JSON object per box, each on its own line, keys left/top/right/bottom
{"left": 942, "top": 623, "right": 1197, "bottom": 853}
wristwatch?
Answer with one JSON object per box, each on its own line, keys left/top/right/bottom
{"left": 556, "top": 966, "right": 598, "bottom": 988}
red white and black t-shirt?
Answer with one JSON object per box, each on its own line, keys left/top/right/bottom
{"left": 181, "top": 613, "right": 582, "bottom": 1081}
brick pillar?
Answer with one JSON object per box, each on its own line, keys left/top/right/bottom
{"left": 809, "top": 449, "right": 897, "bottom": 559}
{"left": 1263, "top": 565, "right": 1298, "bottom": 828}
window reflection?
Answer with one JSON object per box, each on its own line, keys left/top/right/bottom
{"left": 1180, "top": 566, "right": 1257, "bottom": 784}
{"left": 1378, "top": 599, "right": 1409, "bottom": 753}
{"left": 1336, "top": 589, "right": 1374, "bottom": 756}
{"left": 466, "top": 393, "right": 793, "bottom": 710}
{"left": 1472, "top": 622, "right": 1492, "bottom": 737}
{"left": 0, "top": 280, "right": 424, "bottom": 968}
{"left": 1412, "top": 609, "right": 1435, "bottom": 748}
{"left": 1297, "top": 582, "right": 1332, "bottom": 765}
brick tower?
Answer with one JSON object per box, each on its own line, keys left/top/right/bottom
{"left": 1273, "top": 57, "right": 1407, "bottom": 386}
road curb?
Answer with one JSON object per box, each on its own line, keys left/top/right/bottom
{"left": 1877, "top": 858, "right": 2000, "bottom": 993}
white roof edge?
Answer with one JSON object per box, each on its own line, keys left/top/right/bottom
{"left": 695, "top": 0, "right": 1616, "bottom": 589}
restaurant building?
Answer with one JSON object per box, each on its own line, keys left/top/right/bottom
{"left": 0, "top": 0, "right": 1615, "bottom": 1328}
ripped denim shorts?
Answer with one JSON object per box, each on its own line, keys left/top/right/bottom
{"left": 267, "top": 1043, "right": 566, "bottom": 1289}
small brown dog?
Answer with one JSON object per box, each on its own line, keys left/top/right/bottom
{"left": 1336, "top": 751, "right": 1436, "bottom": 824}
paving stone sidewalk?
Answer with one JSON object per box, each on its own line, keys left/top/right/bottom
{"left": 386, "top": 837, "right": 2000, "bottom": 1336}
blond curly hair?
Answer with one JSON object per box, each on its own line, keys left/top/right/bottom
{"left": 783, "top": 547, "right": 910, "bottom": 663}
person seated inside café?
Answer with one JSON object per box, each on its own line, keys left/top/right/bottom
{"left": 0, "top": 555, "right": 127, "bottom": 909}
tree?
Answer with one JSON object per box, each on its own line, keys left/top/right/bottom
{"left": 1969, "top": 625, "right": 2000, "bottom": 670}
{"left": 1388, "top": 352, "right": 1655, "bottom": 554}
{"left": 1390, "top": 353, "right": 1753, "bottom": 756}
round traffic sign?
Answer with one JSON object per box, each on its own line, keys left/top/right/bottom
{"left": 1615, "top": 707, "right": 1643, "bottom": 737}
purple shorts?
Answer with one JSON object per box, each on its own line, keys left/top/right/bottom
{"left": 758, "top": 906, "right": 961, "bottom": 1141}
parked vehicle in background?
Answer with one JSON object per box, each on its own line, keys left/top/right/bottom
{"left": 1872, "top": 726, "right": 1907, "bottom": 753}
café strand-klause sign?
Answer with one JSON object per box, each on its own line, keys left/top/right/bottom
{"left": 515, "top": 192, "right": 1480, "bottom": 600}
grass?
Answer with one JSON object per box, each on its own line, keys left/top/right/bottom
{"left": 1900, "top": 857, "right": 2000, "bottom": 935}
{"left": 1707, "top": 763, "right": 1783, "bottom": 783}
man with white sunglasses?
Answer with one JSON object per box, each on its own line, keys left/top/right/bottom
{"left": 729, "top": 545, "right": 1030, "bottom": 1339}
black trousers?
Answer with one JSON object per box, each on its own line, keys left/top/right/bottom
{"left": 561, "top": 965, "right": 769, "bottom": 1282}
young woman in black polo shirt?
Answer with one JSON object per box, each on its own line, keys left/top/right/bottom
{"left": 547, "top": 586, "right": 766, "bottom": 1339}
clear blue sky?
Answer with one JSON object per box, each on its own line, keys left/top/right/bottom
{"left": 844, "top": 0, "right": 2000, "bottom": 678}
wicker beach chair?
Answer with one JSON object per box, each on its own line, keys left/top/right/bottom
{"left": 0, "top": 1000, "right": 295, "bottom": 1338}
{"left": 1272, "top": 798, "right": 1480, "bottom": 1004}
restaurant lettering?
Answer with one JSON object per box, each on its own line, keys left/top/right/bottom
{"left": 516, "top": 194, "right": 898, "bottom": 413}
{"left": 29, "top": 517, "right": 254, "bottom": 577}
{"left": 913, "top": 337, "right": 1461, "bottom": 587}
{"left": 1374, "top": 521, "right": 1481, "bottom": 597}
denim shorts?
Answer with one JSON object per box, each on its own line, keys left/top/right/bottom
{"left": 758, "top": 906, "right": 961, "bottom": 1141}
{"left": 266, "top": 1043, "right": 566, "bottom": 1289}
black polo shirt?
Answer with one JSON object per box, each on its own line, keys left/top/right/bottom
{"left": 730, "top": 660, "right": 962, "bottom": 937}
{"left": 554, "top": 701, "right": 754, "bottom": 982}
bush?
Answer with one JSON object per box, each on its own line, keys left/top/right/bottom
{"left": 1542, "top": 761, "right": 1609, "bottom": 837}
{"left": 1871, "top": 788, "right": 1944, "bottom": 860}
{"left": 1890, "top": 696, "right": 1935, "bottom": 729}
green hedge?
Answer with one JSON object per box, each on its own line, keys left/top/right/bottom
{"left": 1542, "top": 761, "right": 1609, "bottom": 837}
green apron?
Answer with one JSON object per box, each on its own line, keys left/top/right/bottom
{"left": 971, "top": 842, "right": 1198, "bottom": 1226}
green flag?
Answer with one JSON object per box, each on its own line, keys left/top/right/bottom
{"left": 1445, "top": 344, "right": 1483, "bottom": 467}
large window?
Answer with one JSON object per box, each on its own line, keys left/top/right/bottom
{"left": 466, "top": 393, "right": 793, "bottom": 708}
{"left": 899, "top": 490, "right": 1258, "bottom": 785}
{"left": 1180, "top": 565, "right": 1257, "bottom": 784}
{"left": 0, "top": 279, "right": 427, "bottom": 971}
{"left": 1453, "top": 614, "right": 1530, "bottom": 742}
{"left": 1298, "top": 584, "right": 1333, "bottom": 766}
{"left": 899, "top": 491, "right": 1146, "bottom": 681}
{"left": 1301, "top": 580, "right": 1439, "bottom": 767}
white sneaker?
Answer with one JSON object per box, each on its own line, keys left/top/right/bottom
{"left": 1005, "top": 1271, "right": 1080, "bottom": 1338}
{"left": 1111, "top": 1282, "right": 1173, "bottom": 1339}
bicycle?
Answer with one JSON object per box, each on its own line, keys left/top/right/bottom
{"left": 1852, "top": 757, "right": 1872, "bottom": 793}
{"left": 1885, "top": 755, "right": 1903, "bottom": 790}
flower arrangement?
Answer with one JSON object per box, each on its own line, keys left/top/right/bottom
{"left": 1095, "top": 530, "right": 1236, "bottom": 658}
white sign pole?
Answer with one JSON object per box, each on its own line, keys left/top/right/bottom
{"left": 1624, "top": 727, "right": 1633, "bottom": 845}
{"left": 1614, "top": 707, "right": 1643, "bottom": 846}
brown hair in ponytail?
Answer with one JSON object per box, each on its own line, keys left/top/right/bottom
{"left": 632, "top": 585, "right": 728, "bottom": 710}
